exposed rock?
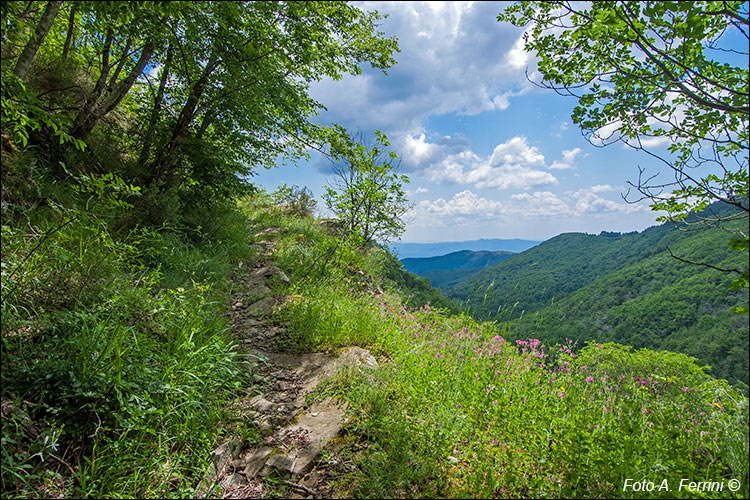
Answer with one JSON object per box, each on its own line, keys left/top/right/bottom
{"left": 242, "top": 447, "right": 274, "bottom": 477}
{"left": 201, "top": 229, "right": 381, "bottom": 498}
{"left": 262, "top": 453, "right": 294, "bottom": 476}
{"left": 247, "top": 297, "right": 275, "bottom": 316}
{"left": 255, "top": 226, "right": 284, "bottom": 238}
{"left": 253, "top": 265, "right": 290, "bottom": 284}
{"left": 316, "top": 219, "right": 343, "bottom": 235}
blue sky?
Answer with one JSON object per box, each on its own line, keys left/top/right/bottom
{"left": 256, "top": 1, "right": 678, "bottom": 243}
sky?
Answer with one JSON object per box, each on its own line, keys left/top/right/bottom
{"left": 255, "top": 1, "right": 688, "bottom": 243}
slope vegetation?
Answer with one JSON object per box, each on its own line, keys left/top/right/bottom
{"left": 443, "top": 209, "right": 749, "bottom": 386}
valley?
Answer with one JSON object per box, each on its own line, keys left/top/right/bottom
{"left": 400, "top": 207, "right": 750, "bottom": 386}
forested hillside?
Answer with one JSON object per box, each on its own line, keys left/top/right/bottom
{"left": 446, "top": 225, "right": 672, "bottom": 315}
{"left": 401, "top": 250, "right": 515, "bottom": 289}
{"left": 442, "top": 211, "right": 749, "bottom": 385}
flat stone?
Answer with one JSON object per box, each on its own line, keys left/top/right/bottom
{"left": 282, "top": 398, "right": 345, "bottom": 476}
{"left": 196, "top": 438, "right": 242, "bottom": 496}
{"left": 247, "top": 297, "right": 275, "bottom": 316}
{"left": 242, "top": 447, "right": 274, "bottom": 478}
{"left": 262, "top": 453, "right": 294, "bottom": 476}
{"left": 225, "top": 472, "right": 247, "bottom": 487}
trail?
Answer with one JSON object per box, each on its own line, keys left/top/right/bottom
{"left": 197, "top": 226, "right": 376, "bottom": 499}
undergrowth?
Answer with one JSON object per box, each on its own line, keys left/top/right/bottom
{"left": 1, "top": 173, "right": 256, "bottom": 497}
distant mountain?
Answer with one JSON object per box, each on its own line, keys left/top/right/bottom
{"left": 439, "top": 202, "right": 748, "bottom": 385}
{"left": 401, "top": 250, "right": 516, "bottom": 289}
{"left": 390, "top": 238, "right": 540, "bottom": 258}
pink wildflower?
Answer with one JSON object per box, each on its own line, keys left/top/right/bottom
{"left": 586, "top": 376, "right": 594, "bottom": 383}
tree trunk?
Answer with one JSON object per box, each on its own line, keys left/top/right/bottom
{"left": 139, "top": 43, "right": 173, "bottom": 166}
{"left": 71, "top": 38, "right": 156, "bottom": 140}
{"left": 149, "top": 50, "right": 220, "bottom": 184}
{"left": 13, "top": 0, "right": 62, "bottom": 81}
{"left": 61, "top": 4, "right": 76, "bottom": 60}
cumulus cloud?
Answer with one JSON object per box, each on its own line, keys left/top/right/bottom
{"left": 417, "top": 189, "right": 507, "bottom": 217}
{"left": 309, "top": 1, "right": 533, "bottom": 130}
{"left": 511, "top": 191, "right": 570, "bottom": 216}
{"left": 569, "top": 187, "right": 645, "bottom": 215}
{"left": 399, "top": 134, "right": 558, "bottom": 190}
{"left": 549, "top": 147, "right": 583, "bottom": 170}
{"left": 408, "top": 185, "right": 650, "bottom": 234}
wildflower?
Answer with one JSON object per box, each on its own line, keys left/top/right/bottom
{"left": 586, "top": 376, "right": 594, "bottom": 384}
{"left": 558, "top": 393, "right": 565, "bottom": 399}
{"left": 711, "top": 402, "right": 723, "bottom": 409}
{"left": 492, "top": 400, "right": 498, "bottom": 406}
{"left": 681, "top": 387, "right": 689, "bottom": 393}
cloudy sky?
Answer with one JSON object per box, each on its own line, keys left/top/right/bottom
{"left": 257, "top": 1, "right": 675, "bottom": 243}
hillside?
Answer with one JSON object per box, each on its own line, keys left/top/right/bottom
{"left": 2, "top": 1, "right": 748, "bottom": 498}
{"left": 391, "top": 238, "right": 540, "bottom": 258}
{"left": 446, "top": 226, "right": 673, "bottom": 316}
{"left": 401, "top": 250, "right": 516, "bottom": 289}
{"left": 442, "top": 211, "right": 749, "bottom": 385}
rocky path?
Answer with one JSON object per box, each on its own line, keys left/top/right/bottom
{"left": 197, "top": 229, "right": 376, "bottom": 499}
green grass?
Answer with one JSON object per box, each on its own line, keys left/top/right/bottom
{"left": 4, "top": 190, "right": 748, "bottom": 499}
{"left": 1, "top": 195, "right": 257, "bottom": 497}
{"left": 247, "top": 195, "right": 750, "bottom": 499}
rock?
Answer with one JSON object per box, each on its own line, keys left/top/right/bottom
{"left": 247, "top": 297, "right": 275, "bottom": 316}
{"left": 317, "top": 219, "right": 343, "bottom": 235}
{"left": 196, "top": 438, "right": 242, "bottom": 496}
{"left": 255, "top": 226, "right": 284, "bottom": 238}
{"left": 282, "top": 398, "right": 346, "bottom": 476}
{"left": 225, "top": 472, "right": 247, "bottom": 487}
{"left": 262, "top": 453, "right": 294, "bottom": 476}
{"left": 253, "top": 265, "right": 290, "bottom": 284}
{"left": 337, "top": 346, "right": 378, "bottom": 368}
{"left": 242, "top": 447, "right": 274, "bottom": 478}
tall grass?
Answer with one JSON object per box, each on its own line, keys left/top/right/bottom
{"left": 259, "top": 195, "right": 750, "bottom": 499}
{"left": 1, "top": 195, "right": 255, "bottom": 497}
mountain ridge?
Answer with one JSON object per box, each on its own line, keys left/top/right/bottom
{"left": 390, "top": 238, "right": 540, "bottom": 258}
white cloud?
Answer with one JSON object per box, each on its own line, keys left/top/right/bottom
{"left": 309, "top": 1, "right": 533, "bottom": 130}
{"left": 506, "top": 34, "right": 530, "bottom": 69}
{"left": 549, "top": 147, "right": 583, "bottom": 170}
{"left": 590, "top": 184, "right": 615, "bottom": 193}
{"left": 400, "top": 134, "right": 558, "bottom": 190}
{"left": 418, "top": 189, "right": 507, "bottom": 217}
{"left": 511, "top": 191, "right": 570, "bottom": 216}
{"left": 570, "top": 187, "right": 645, "bottom": 215}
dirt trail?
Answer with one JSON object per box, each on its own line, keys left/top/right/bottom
{"left": 197, "top": 228, "right": 375, "bottom": 499}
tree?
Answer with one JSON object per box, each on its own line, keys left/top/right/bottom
{"left": 1, "top": 1, "right": 400, "bottom": 228}
{"left": 12, "top": 1, "right": 62, "bottom": 81}
{"left": 321, "top": 125, "right": 412, "bottom": 245}
{"left": 497, "top": 1, "right": 749, "bottom": 295}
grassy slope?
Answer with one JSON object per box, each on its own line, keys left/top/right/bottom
{"left": 1, "top": 189, "right": 257, "bottom": 497}
{"left": 256, "top": 201, "right": 749, "bottom": 499}
{"left": 3, "top": 191, "right": 748, "bottom": 499}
